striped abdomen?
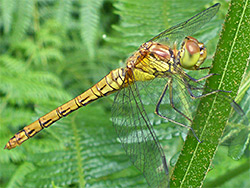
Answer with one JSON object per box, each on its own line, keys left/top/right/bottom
{"left": 5, "top": 68, "right": 127, "bottom": 149}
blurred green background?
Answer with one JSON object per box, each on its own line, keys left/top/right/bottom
{"left": 0, "top": 0, "right": 249, "bottom": 187}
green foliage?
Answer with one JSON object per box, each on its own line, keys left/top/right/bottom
{"left": 171, "top": 0, "right": 250, "bottom": 187}
{"left": 0, "top": 0, "right": 249, "bottom": 187}
{"left": 80, "top": 0, "right": 104, "bottom": 60}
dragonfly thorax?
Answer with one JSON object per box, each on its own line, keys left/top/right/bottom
{"left": 126, "top": 36, "right": 207, "bottom": 82}
{"left": 143, "top": 41, "right": 174, "bottom": 61}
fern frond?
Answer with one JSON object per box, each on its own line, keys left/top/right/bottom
{"left": 109, "top": 0, "right": 222, "bottom": 55}
{"left": 10, "top": 0, "right": 34, "bottom": 41}
{"left": 80, "top": 0, "right": 104, "bottom": 60}
{"left": 55, "top": 0, "right": 72, "bottom": 28}
{"left": 0, "top": 55, "right": 27, "bottom": 73}
{"left": 1, "top": 0, "right": 15, "bottom": 34}
{"left": 21, "top": 106, "right": 147, "bottom": 187}
{"left": 0, "top": 67, "right": 70, "bottom": 105}
{"left": 0, "top": 107, "right": 35, "bottom": 129}
{"left": 6, "top": 162, "right": 35, "bottom": 188}
{"left": 0, "top": 162, "right": 16, "bottom": 185}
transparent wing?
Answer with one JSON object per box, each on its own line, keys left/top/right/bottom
{"left": 140, "top": 74, "right": 202, "bottom": 126}
{"left": 149, "top": 3, "right": 220, "bottom": 45}
{"left": 221, "top": 88, "right": 250, "bottom": 160}
{"left": 112, "top": 80, "right": 169, "bottom": 187}
{"left": 155, "top": 72, "right": 249, "bottom": 159}
{"left": 155, "top": 75, "right": 199, "bottom": 125}
{"left": 140, "top": 71, "right": 248, "bottom": 149}
{"left": 138, "top": 76, "right": 194, "bottom": 127}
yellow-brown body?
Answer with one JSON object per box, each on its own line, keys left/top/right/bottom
{"left": 5, "top": 37, "right": 206, "bottom": 150}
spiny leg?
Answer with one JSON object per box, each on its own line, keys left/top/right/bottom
{"left": 168, "top": 78, "right": 192, "bottom": 122}
{"left": 184, "top": 72, "right": 216, "bottom": 82}
{"left": 183, "top": 74, "right": 246, "bottom": 122}
{"left": 196, "top": 66, "right": 211, "bottom": 70}
{"left": 180, "top": 71, "right": 231, "bottom": 99}
{"left": 154, "top": 79, "right": 202, "bottom": 143}
{"left": 182, "top": 77, "right": 231, "bottom": 100}
{"left": 187, "top": 87, "right": 230, "bottom": 99}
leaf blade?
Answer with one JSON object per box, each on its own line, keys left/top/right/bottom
{"left": 170, "top": 0, "right": 250, "bottom": 187}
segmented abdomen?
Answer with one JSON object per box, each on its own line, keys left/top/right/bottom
{"left": 5, "top": 68, "right": 127, "bottom": 149}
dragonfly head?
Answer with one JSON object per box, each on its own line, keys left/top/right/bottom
{"left": 179, "top": 36, "right": 207, "bottom": 70}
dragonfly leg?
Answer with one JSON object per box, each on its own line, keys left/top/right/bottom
{"left": 183, "top": 79, "right": 246, "bottom": 118}
{"left": 185, "top": 84, "right": 230, "bottom": 100}
{"left": 168, "top": 79, "right": 192, "bottom": 122}
{"left": 196, "top": 66, "right": 211, "bottom": 70}
{"left": 154, "top": 80, "right": 202, "bottom": 143}
{"left": 181, "top": 74, "right": 231, "bottom": 99}
{"left": 185, "top": 72, "right": 216, "bottom": 82}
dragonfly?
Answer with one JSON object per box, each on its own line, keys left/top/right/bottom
{"left": 5, "top": 3, "right": 234, "bottom": 187}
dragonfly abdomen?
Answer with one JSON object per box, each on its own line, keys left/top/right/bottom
{"left": 5, "top": 68, "right": 127, "bottom": 150}
{"left": 77, "top": 68, "right": 127, "bottom": 105}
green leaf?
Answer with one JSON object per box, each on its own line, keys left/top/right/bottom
{"left": 10, "top": 0, "right": 34, "bottom": 41}
{"left": 80, "top": 0, "right": 104, "bottom": 60}
{"left": 170, "top": 0, "right": 250, "bottom": 187}
{"left": 6, "top": 162, "right": 35, "bottom": 188}
{"left": 21, "top": 106, "right": 146, "bottom": 188}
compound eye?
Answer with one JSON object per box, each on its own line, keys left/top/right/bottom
{"left": 180, "top": 37, "right": 201, "bottom": 69}
{"left": 186, "top": 40, "right": 200, "bottom": 55}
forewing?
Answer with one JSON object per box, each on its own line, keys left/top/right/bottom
{"left": 112, "top": 80, "right": 169, "bottom": 187}
{"left": 144, "top": 74, "right": 201, "bottom": 127}
{"left": 132, "top": 74, "right": 202, "bottom": 138}
{"left": 159, "top": 73, "right": 249, "bottom": 159}
{"left": 149, "top": 3, "right": 220, "bottom": 45}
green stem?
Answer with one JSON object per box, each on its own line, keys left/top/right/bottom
{"left": 170, "top": 0, "right": 250, "bottom": 187}
{"left": 72, "top": 111, "right": 86, "bottom": 188}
